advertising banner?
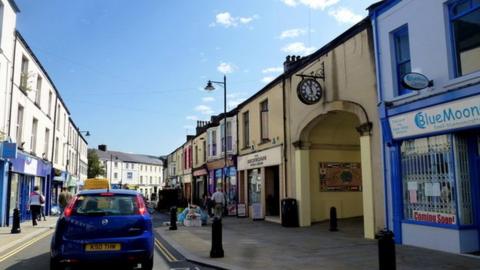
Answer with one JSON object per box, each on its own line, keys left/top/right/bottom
{"left": 412, "top": 210, "right": 456, "bottom": 225}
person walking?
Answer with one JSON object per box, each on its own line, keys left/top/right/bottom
{"left": 28, "top": 186, "right": 44, "bottom": 226}
{"left": 58, "top": 187, "right": 72, "bottom": 213}
{"left": 211, "top": 188, "right": 225, "bottom": 219}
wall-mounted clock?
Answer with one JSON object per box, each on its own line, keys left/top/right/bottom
{"left": 297, "top": 78, "right": 322, "bottom": 105}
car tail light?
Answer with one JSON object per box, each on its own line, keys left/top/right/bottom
{"left": 136, "top": 194, "right": 147, "bottom": 215}
{"left": 100, "top": 192, "right": 115, "bottom": 196}
{"left": 63, "top": 195, "right": 77, "bottom": 217}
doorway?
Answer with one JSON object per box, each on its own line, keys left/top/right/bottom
{"left": 265, "top": 165, "right": 280, "bottom": 217}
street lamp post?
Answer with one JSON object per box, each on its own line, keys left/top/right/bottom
{"left": 204, "top": 75, "right": 226, "bottom": 258}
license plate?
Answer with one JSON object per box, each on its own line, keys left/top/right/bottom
{"left": 85, "top": 243, "right": 121, "bottom": 251}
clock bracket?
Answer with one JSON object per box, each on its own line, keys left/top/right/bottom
{"left": 296, "top": 62, "right": 325, "bottom": 83}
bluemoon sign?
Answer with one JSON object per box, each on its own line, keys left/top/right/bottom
{"left": 402, "top": 72, "right": 431, "bottom": 90}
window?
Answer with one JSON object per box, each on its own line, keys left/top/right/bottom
{"left": 56, "top": 105, "right": 60, "bottom": 131}
{"left": 243, "top": 111, "right": 249, "bottom": 147}
{"left": 54, "top": 137, "right": 59, "bottom": 163}
{"left": 16, "top": 105, "right": 24, "bottom": 146}
{"left": 401, "top": 134, "right": 473, "bottom": 225}
{"left": 150, "top": 176, "right": 152, "bottom": 185}
{"left": 260, "top": 100, "right": 269, "bottom": 141}
{"left": 31, "top": 118, "right": 38, "bottom": 153}
{"left": 227, "top": 121, "right": 232, "bottom": 151}
{"left": 203, "top": 140, "right": 207, "bottom": 161}
{"left": 48, "top": 91, "right": 53, "bottom": 117}
{"left": 392, "top": 25, "right": 411, "bottom": 96}
{"left": 35, "top": 76, "right": 42, "bottom": 106}
{"left": 114, "top": 161, "right": 118, "bottom": 168}
{"left": 20, "top": 56, "right": 28, "bottom": 91}
{"left": 195, "top": 145, "right": 198, "bottom": 164}
{"left": 63, "top": 113, "right": 66, "bottom": 133}
{"left": 44, "top": 128, "right": 50, "bottom": 158}
{"left": 127, "top": 172, "right": 133, "bottom": 179}
{"left": 450, "top": 0, "right": 480, "bottom": 76}
{"left": 212, "top": 130, "right": 217, "bottom": 156}
{"left": 114, "top": 172, "right": 118, "bottom": 179}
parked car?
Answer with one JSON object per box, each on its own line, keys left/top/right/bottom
{"left": 50, "top": 189, "right": 154, "bottom": 269}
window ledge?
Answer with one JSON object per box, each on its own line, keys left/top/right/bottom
{"left": 443, "top": 71, "right": 480, "bottom": 91}
{"left": 258, "top": 139, "right": 270, "bottom": 146}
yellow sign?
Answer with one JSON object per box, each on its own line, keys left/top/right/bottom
{"left": 83, "top": 178, "right": 110, "bottom": 190}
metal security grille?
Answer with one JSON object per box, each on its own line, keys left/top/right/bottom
{"left": 454, "top": 135, "right": 473, "bottom": 225}
{"left": 401, "top": 135, "right": 457, "bottom": 221}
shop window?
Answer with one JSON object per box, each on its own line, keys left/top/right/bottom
{"left": 248, "top": 169, "right": 261, "bottom": 205}
{"left": 401, "top": 134, "right": 473, "bottom": 225}
{"left": 391, "top": 25, "right": 411, "bottom": 96}
{"left": 449, "top": 0, "right": 480, "bottom": 77}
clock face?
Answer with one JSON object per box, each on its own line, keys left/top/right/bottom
{"left": 297, "top": 79, "right": 322, "bottom": 105}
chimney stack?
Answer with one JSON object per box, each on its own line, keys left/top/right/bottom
{"left": 284, "top": 55, "right": 302, "bottom": 72}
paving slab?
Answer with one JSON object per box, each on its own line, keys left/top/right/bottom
{"left": 157, "top": 217, "right": 480, "bottom": 270}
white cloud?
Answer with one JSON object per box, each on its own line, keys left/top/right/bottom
{"left": 183, "top": 125, "right": 195, "bottom": 130}
{"left": 261, "top": 76, "right": 275, "bottom": 84}
{"left": 279, "top": 28, "right": 306, "bottom": 39}
{"left": 282, "top": 0, "right": 339, "bottom": 10}
{"left": 213, "top": 12, "right": 257, "bottom": 28}
{"left": 195, "top": 105, "right": 214, "bottom": 115}
{"left": 202, "top": 97, "right": 215, "bottom": 103}
{"left": 281, "top": 0, "right": 298, "bottom": 7}
{"left": 217, "top": 62, "right": 235, "bottom": 74}
{"left": 262, "top": 66, "right": 283, "bottom": 74}
{"left": 186, "top": 115, "right": 199, "bottom": 121}
{"left": 226, "top": 92, "right": 247, "bottom": 110}
{"left": 328, "top": 7, "right": 363, "bottom": 24}
{"left": 282, "top": 42, "right": 316, "bottom": 55}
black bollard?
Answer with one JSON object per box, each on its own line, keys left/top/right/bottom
{"left": 377, "top": 229, "right": 396, "bottom": 270}
{"left": 169, "top": 207, "right": 177, "bottom": 230}
{"left": 329, "top": 207, "right": 338, "bottom": 231}
{"left": 210, "top": 217, "right": 224, "bottom": 258}
{"left": 11, "top": 208, "right": 21, "bottom": 234}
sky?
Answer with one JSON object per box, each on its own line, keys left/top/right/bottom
{"left": 15, "top": 0, "right": 378, "bottom": 156}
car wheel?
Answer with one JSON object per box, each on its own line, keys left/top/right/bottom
{"left": 141, "top": 257, "right": 153, "bottom": 270}
{"left": 50, "top": 257, "right": 63, "bottom": 270}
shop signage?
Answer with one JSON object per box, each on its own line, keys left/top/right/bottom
{"left": 24, "top": 157, "right": 38, "bottom": 176}
{"left": 238, "top": 146, "right": 282, "bottom": 170}
{"left": 237, "top": 204, "right": 246, "bottom": 217}
{"left": 0, "top": 142, "right": 17, "bottom": 159}
{"left": 389, "top": 94, "right": 480, "bottom": 139}
{"left": 193, "top": 169, "right": 207, "bottom": 177}
{"left": 402, "top": 72, "right": 431, "bottom": 90}
{"left": 412, "top": 210, "right": 456, "bottom": 225}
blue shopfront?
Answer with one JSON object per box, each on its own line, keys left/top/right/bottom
{"left": 7, "top": 151, "right": 52, "bottom": 225}
{"left": 207, "top": 166, "right": 238, "bottom": 216}
{"left": 381, "top": 85, "right": 480, "bottom": 253}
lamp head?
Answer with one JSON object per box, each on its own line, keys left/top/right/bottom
{"left": 85, "top": 131, "right": 90, "bottom": 137}
{"left": 204, "top": 81, "right": 215, "bottom": 91}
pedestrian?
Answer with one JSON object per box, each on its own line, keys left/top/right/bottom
{"left": 38, "top": 195, "right": 47, "bottom": 222}
{"left": 28, "top": 186, "right": 44, "bottom": 226}
{"left": 58, "top": 187, "right": 73, "bottom": 213}
{"left": 211, "top": 188, "right": 225, "bottom": 219}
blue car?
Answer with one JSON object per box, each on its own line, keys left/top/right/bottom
{"left": 50, "top": 189, "right": 154, "bottom": 270}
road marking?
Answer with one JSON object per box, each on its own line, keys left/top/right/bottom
{"left": 155, "top": 238, "right": 178, "bottom": 262}
{"left": 0, "top": 230, "right": 53, "bottom": 263}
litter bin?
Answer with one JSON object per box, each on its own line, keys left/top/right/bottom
{"left": 281, "top": 198, "right": 299, "bottom": 227}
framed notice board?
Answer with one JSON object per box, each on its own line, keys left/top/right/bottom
{"left": 319, "top": 162, "right": 362, "bottom": 192}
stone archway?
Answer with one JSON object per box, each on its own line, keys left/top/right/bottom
{"left": 293, "top": 101, "right": 375, "bottom": 239}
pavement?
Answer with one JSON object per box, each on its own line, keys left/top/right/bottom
{"left": 0, "top": 216, "right": 58, "bottom": 256}
{"left": 156, "top": 216, "right": 480, "bottom": 270}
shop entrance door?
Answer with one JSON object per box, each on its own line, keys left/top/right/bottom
{"left": 265, "top": 166, "right": 280, "bottom": 217}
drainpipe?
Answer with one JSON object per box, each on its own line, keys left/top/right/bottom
{"left": 7, "top": 34, "right": 17, "bottom": 137}
{"left": 282, "top": 75, "right": 288, "bottom": 198}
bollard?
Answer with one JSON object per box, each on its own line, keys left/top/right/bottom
{"left": 210, "top": 217, "right": 224, "bottom": 258}
{"left": 11, "top": 208, "right": 21, "bottom": 234}
{"left": 169, "top": 206, "right": 177, "bottom": 230}
{"left": 377, "top": 229, "right": 396, "bottom": 270}
{"left": 329, "top": 207, "right": 338, "bottom": 231}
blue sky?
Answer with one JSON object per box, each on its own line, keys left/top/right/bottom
{"left": 15, "top": 0, "right": 377, "bottom": 156}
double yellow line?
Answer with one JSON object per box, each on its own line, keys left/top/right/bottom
{"left": 155, "top": 238, "right": 178, "bottom": 262}
{"left": 0, "top": 230, "right": 53, "bottom": 263}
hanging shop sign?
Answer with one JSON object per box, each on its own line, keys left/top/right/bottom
{"left": 319, "top": 162, "right": 362, "bottom": 192}
{"left": 389, "top": 94, "right": 480, "bottom": 139}
{"left": 238, "top": 146, "right": 282, "bottom": 170}
{"left": 402, "top": 72, "right": 432, "bottom": 90}
{"left": 412, "top": 210, "right": 456, "bottom": 225}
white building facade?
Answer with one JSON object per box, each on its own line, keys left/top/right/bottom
{"left": 371, "top": 0, "right": 480, "bottom": 253}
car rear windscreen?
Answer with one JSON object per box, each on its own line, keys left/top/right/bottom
{"left": 72, "top": 194, "right": 140, "bottom": 216}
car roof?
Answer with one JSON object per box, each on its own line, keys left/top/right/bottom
{"left": 77, "top": 189, "right": 139, "bottom": 196}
